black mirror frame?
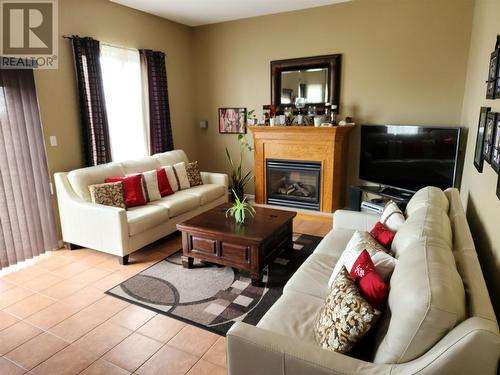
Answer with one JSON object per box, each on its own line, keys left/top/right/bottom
{"left": 270, "top": 54, "right": 342, "bottom": 113}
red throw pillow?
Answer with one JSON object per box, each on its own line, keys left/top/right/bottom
{"left": 156, "top": 168, "right": 174, "bottom": 197}
{"left": 105, "top": 175, "right": 146, "bottom": 208}
{"left": 370, "top": 221, "right": 396, "bottom": 249}
{"left": 350, "top": 250, "right": 389, "bottom": 309}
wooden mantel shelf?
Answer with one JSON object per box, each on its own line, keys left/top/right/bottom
{"left": 249, "top": 125, "right": 354, "bottom": 213}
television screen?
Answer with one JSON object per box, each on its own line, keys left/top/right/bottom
{"left": 359, "top": 125, "right": 461, "bottom": 192}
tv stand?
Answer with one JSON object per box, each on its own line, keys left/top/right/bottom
{"left": 348, "top": 185, "right": 414, "bottom": 211}
{"left": 378, "top": 186, "right": 414, "bottom": 200}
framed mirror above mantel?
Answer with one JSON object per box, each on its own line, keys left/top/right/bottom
{"left": 270, "top": 54, "right": 342, "bottom": 114}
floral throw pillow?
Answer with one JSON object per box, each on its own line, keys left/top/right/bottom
{"left": 314, "top": 266, "right": 381, "bottom": 353}
{"left": 89, "top": 182, "right": 126, "bottom": 209}
{"left": 186, "top": 161, "right": 203, "bottom": 187}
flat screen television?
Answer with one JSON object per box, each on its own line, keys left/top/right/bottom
{"left": 359, "top": 125, "right": 462, "bottom": 193}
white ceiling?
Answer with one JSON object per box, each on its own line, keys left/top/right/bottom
{"left": 110, "top": 0, "right": 351, "bottom": 27}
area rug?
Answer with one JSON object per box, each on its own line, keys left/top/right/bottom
{"left": 106, "top": 233, "right": 321, "bottom": 336}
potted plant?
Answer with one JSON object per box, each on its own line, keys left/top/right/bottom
{"left": 226, "top": 190, "right": 256, "bottom": 224}
{"left": 225, "top": 134, "right": 253, "bottom": 202}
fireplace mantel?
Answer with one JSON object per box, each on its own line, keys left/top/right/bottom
{"left": 249, "top": 125, "right": 354, "bottom": 212}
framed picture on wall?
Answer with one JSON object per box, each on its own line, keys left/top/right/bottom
{"left": 491, "top": 116, "right": 500, "bottom": 173}
{"left": 486, "top": 49, "right": 499, "bottom": 99}
{"left": 474, "top": 106, "right": 491, "bottom": 172}
{"left": 483, "top": 112, "right": 497, "bottom": 163}
{"left": 219, "top": 108, "right": 246, "bottom": 134}
{"left": 496, "top": 67, "right": 500, "bottom": 99}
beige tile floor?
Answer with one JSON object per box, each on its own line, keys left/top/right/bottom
{"left": 0, "top": 217, "right": 331, "bottom": 375}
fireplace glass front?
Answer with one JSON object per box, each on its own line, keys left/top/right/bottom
{"left": 266, "top": 159, "right": 321, "bottom": 211}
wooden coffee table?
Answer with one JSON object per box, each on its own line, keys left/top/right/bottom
{"left": 176, "top": 203, "right": 297, "bottom": 286}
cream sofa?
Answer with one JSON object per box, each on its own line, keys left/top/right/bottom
{"left": 54, "top": 150, "right": 228, "bottom": 264}
{"left": 227, "top": 187, "right": 500, "bottom": 374}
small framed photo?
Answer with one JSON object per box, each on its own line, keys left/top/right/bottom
{"left": 218, "top": 108, "right": 246, "bottom": 134}
{"left": 483, "top": 112, "right": 497, "bottom": 163}
{"left": 491, "top": 116, "right": 500, "bottom": 173}
{"left": 486, "top": 49, "right": 499, "bottom": 99}
{"left": 474, "top": 106, "right": 491, "bottom": 172}
{"left": 496, "top": 72, "right": 500, "bottom": 99}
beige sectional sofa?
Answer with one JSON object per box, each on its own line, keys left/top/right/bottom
{"left": 54, "top": 150, "right": 228, "bottom": 263}
{"left": 227, "top": 187, "right": 500, "bottom": 374}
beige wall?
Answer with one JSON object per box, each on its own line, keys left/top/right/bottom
{"left": 192, "top": 0, "right": 474, "bottom": 194}
{"left": 459, "top": 0, "right": 500, "bottom": 315}
{"left": 35, "top": 0, "right": 197, "bottom": 179}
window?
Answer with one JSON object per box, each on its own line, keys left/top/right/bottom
{"left": 100, "top": 44, "right": 149, "bottom": 162}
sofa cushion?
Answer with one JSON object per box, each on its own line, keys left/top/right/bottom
{"left": 173, "top": 162, "right": 190, "bottom": 190}
{"left": 126, "top": 204, "right": 169, "bottom": 236}
{"left": 183, "top": 184, "right": 225, "bottom": 205}
{"left": 88, "top": 182, "right": 125, "bottom": 209}
{"left": 380, "top": 201, "right": 405, "bottom": 232}
{"left": 328, "top": 231, "right": 387, "bottom": 287}
{"left": 68, "top": 163, "right": 125, "bottom": 201}
{"left": 257, "top": 291, "right": 324, "bottom": 346}
{"left": 391, "top": 205, "right": 453, "bottom": 257}
{"left": 152, "top": 149, "right": 189, "bottom": 167}
{"left": 315, "top": 267, "right": 381, "bottom": 354}
{"left": 373, "top": 237, "right": 466, "bottom": 364}
{"left": 186, "top": 161, "right": 203, "bottom": 187}
{"left": 149, "top": 191, "right": 200, "bottom": 218}
{"left": 406, "top": 186, "right": 449, "bottom": 216}
{"left": 284, "top": 253, "right": 337, "bottom": 300}
{"left": 313, "top": 228, "right": 354, "bottom": 257}
{"left": 120, "top": 157, "right": 160, "bottom": 175}
{"left": 105, "top": 174, "right": 147, "bottom": 208}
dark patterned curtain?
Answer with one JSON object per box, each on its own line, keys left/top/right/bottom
{"left": 139, "top": 49, "right": 174, "bottom": 154}
{"left": 71, "top": 36, "right": 111, "bottom": 166}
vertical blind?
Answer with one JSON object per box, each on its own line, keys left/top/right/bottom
{"left": 0, "top": 69, "right": 58, "bottom": 269}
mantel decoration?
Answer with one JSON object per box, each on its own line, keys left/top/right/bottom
{"left": 225, "top": 134, "right": 253, "bottom": 201}
{"left": 226, "top": 190, "right": 256, "bottom": 224}
{"left": 219, "top": 108, "right": 246, "bottom": 134}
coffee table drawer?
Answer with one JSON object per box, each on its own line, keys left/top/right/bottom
{"left": 190, "top": 236, "right": 217, "bottom": 255}
{"left": 220, "top": 242, "right": 250, "bottom": 264}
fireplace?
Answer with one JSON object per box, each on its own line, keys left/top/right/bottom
{"left": 266, "top": 159, "right": 321, "bottom": 211}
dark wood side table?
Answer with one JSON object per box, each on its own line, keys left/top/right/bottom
{"left": 176, "top": 204, "right": 297, "bottom": 286}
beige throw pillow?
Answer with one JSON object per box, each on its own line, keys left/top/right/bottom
{"left": 143, "top": 170, "right": 161, "bottom": 202}
{"left": 173, "top": 162, "right": 190, "bottom": 190}
{"left": 163, "top": 166, "right": 179, "bottom": 192}
{"left": 381, "top": 201, "right": 406, "bottom": 232}
{"left": 88, "top": 182, "right": 126, "bottom": 209}
{"left": 315, "top": 266, "right": 381, "bottom": 353}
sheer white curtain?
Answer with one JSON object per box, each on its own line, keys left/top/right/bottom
{"left": 100, "top": 44, "right": 149, "bottom": 162}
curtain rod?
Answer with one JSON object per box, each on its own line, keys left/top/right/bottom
{"left": 62, "top": 35, "right": 140, "bottom": 52}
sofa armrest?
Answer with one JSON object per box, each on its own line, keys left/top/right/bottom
{"left": 54, "top": 172, "right": 128, "bottom": 255}
{"left": 200, "top": 171, "right": 228, "bottom": 187}
{"left": 333, "top": 209, "right": 380, "bottom": 232}
{"left": 227, "top": 322, "right": 391, "bottom": 375}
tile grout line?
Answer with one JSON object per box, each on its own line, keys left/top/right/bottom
{"left": 76, "top": 312, "right": 162, "bottom": 374}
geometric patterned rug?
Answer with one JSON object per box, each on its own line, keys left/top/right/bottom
{"left": 106, "top": 233, "right": 322, "bottom": 336}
